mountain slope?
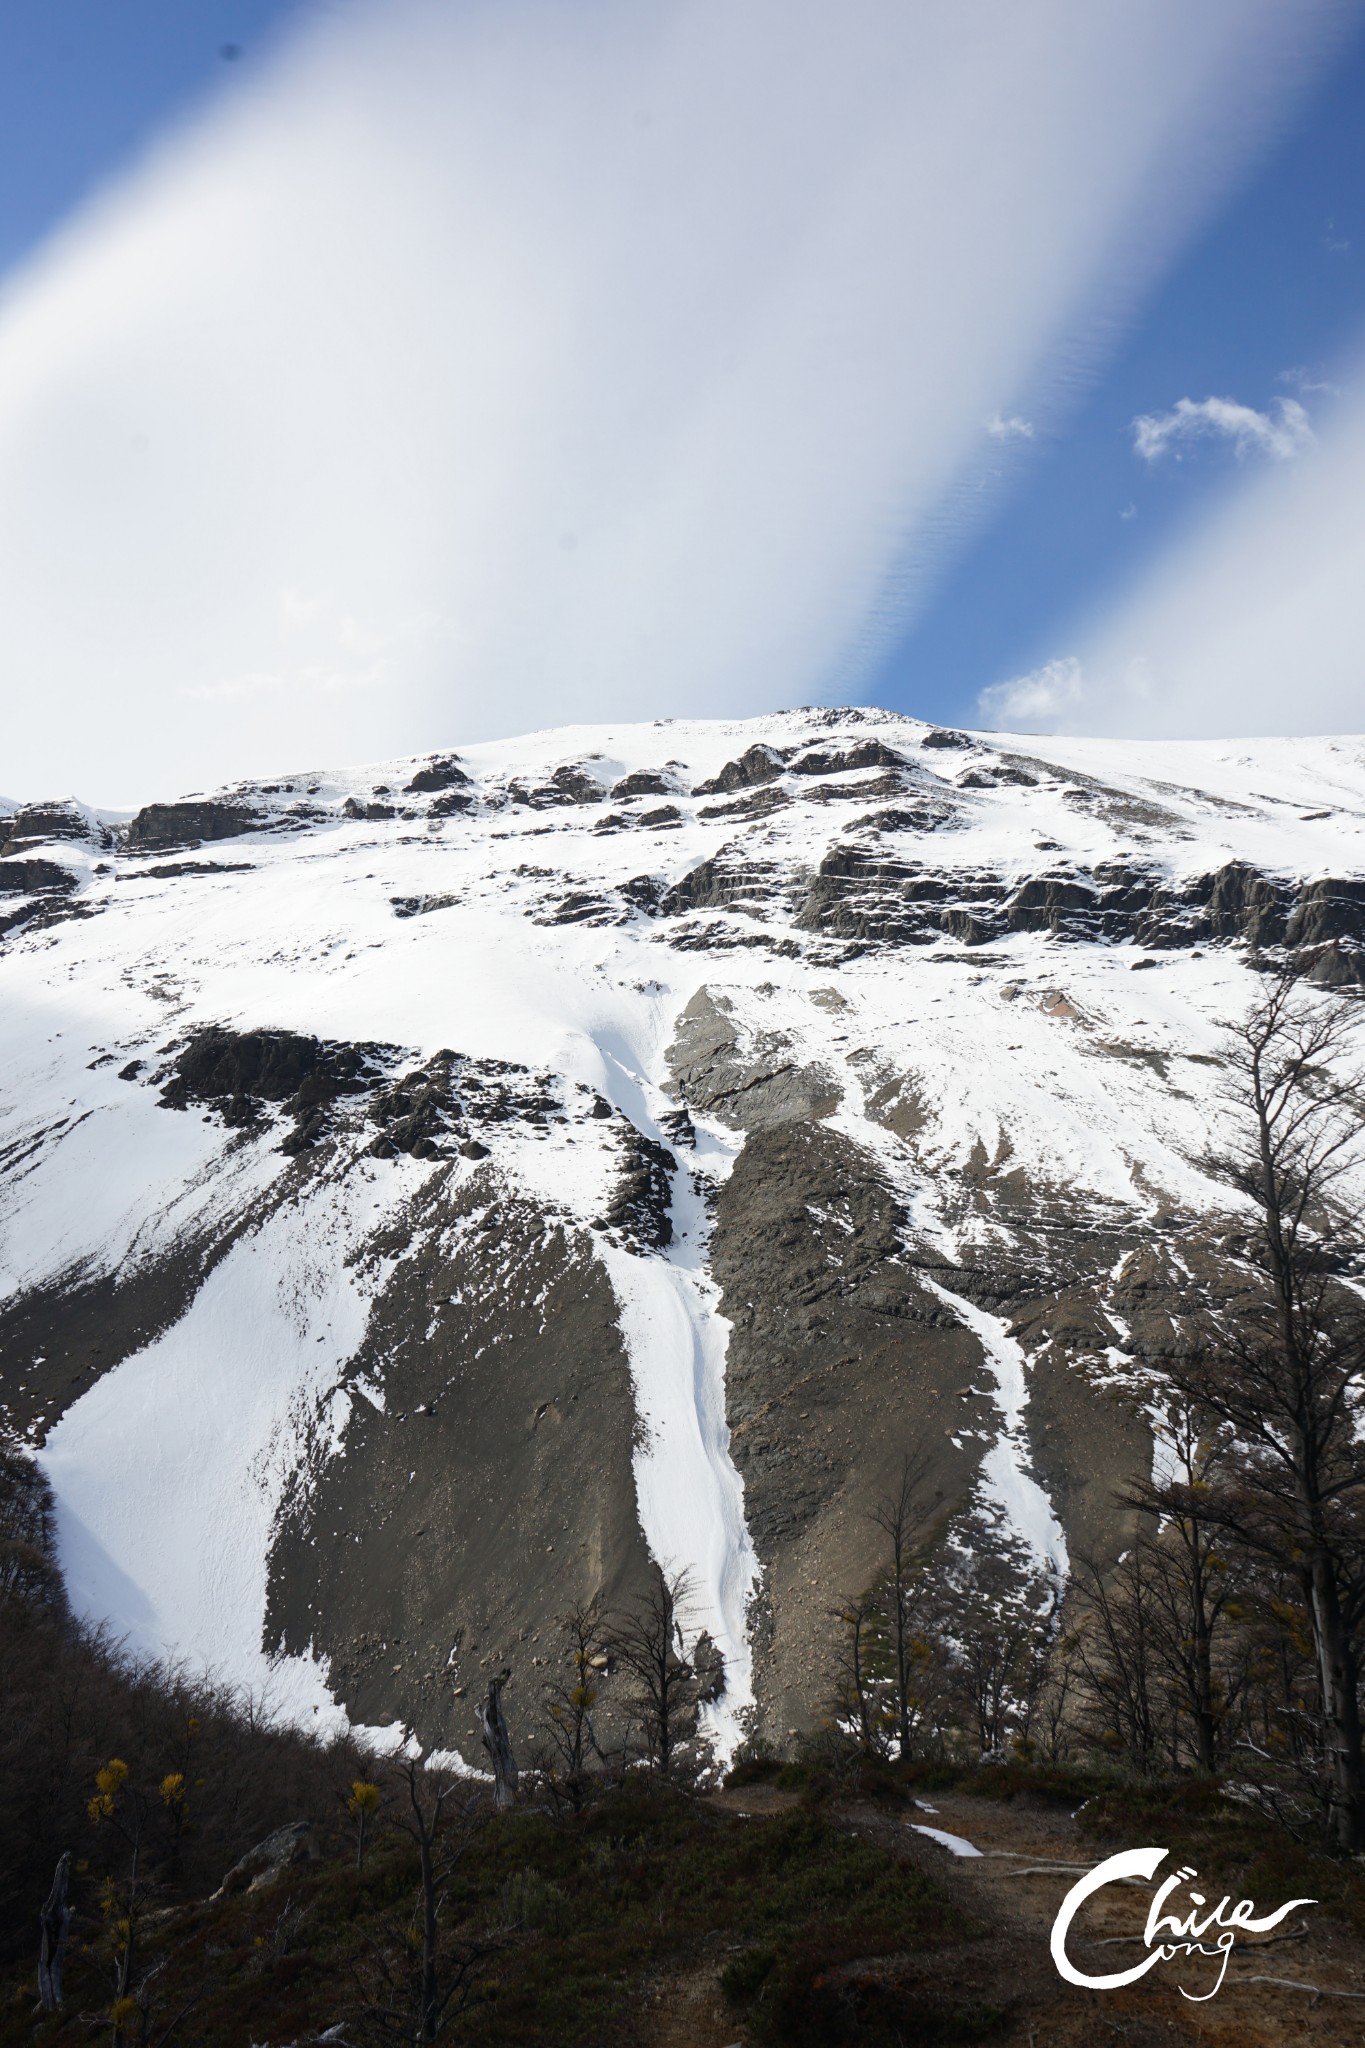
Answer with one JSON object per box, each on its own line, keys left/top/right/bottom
{"left": 2, "top": 708, "right": 1364, "bottom": 1757}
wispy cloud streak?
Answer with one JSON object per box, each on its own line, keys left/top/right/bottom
{"left": 0, "top": 0, "right": 1350, "bottom": 799}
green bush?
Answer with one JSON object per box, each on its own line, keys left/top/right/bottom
{"left": 720, "top": 1943, "right": 776, "bottom": 2004}
{"left": 499, "top": 1865, "right": 570, "bottom": 1934}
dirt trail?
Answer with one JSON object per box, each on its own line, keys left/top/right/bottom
{"left": 869, "top": 1784, "right": 1365, "bottom": 2046}
{"left": 668, "top": 1783, "right": 1365, "bottom": 2047}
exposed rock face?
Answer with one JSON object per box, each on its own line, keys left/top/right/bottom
{"left": 612, "top": 768, "right": 679, "bottom": 798}
{"left": 125, "top": 799, "right": 266, "bottom": 852}
{"left": 710, "top": 1120, "right": 985, "bottom": 1731}
{"left": 0, "top": 859, "right": 75, "bottom": 897}
{"left": 0, "top": 801, "right": 108, "bottom": 854}
{"left": 509, "top": 762, "right": 610, "bottom": 808}
{"left": 789, "top": 739, "right": 907, "bottom": 776}
{"left": 4, "top": 708, "right": 1365, "bottom": 1763}
{"left": 158, "top": 1026, "right": 395, "bottom": 1149}
{"left": 265, "top": 1181, "right": 653, "bottom": 1751}
{"left": 667, "top": 988, "right": 840, "bottom": 1130}
{"left": 792, "top": 849, "right": 1365, "bottom": 978}
{"left": 0, "top": 850, "right": 89, "bottom": 941}
{"left": 599, "top": 1121, "right": 676, "bottom": 1249}
{"left": 404, "top": 756, "right": 470, "bottom": 794}
{"left": 693, "top": 744, "right": 787, "bottom": 795}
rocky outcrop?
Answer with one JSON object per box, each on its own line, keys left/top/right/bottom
{"left": 0, "top": 801, "right": 108, "bottom": 854}
{"left": 793, "top": 848, "right": 1365, "bottom": 977}
{"left": 667, "top": 988, "right": 840, "bottom": 1130}
{"left": 659, "top": 847, "right": 786, "bottom": 920}
{"left": 599, "top": 1121, "right": 675, "bottom": 1249}
{"left": 213, "top": 1823, "right": 321, "bottom": 1900}
{"left": 0, "top": 859, "right": 76, "bottom": 897}
{"left": 404, "top": 756, "right": 470, "bottom": 794}
{"left": 789, "top": 739, "right": 907, "bottom": 776}
{"left": 611, "top": 768, "right": 679, "bottom": 798}
{"left": 693, "top": 744, "right": 787, "bottom": 795}
{"left": 158, "top": 1026, "right": 395, "bottom": 1149}
{"left": 125, "top": 799, "right": 266, "bottom": 852}
{"left": 508, "top": 762, "right": 609, "bottom": 808}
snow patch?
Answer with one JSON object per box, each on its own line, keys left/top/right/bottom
{"left": 923, "top": 1277, "right": 1069, "bottom": 1583}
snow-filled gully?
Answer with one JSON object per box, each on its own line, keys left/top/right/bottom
{"left": 922, "top": 1275, "right": 1069, "bottom": 1587}
{"left": 599, "top": 1151, "right": 759, "bottom": 1750}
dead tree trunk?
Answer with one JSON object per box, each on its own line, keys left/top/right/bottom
{"left": 477, "top": 1677, "right": 518, "bottom": 1810}
{"left": 38, "top": 1852, "right": 71, "bottom": 2012}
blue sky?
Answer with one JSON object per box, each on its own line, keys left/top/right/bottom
{"left": 0, "top": 3, "right": 306, "bottom": 279}
{"left": 1, "top": 1, "right": 1363, "bottom": 801}
{"left": 872, "top": 17, "right": 1365, "bottom": 728}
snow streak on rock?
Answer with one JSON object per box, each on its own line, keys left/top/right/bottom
{"left": 923, "top": 1277, "right": 1068, "bottom": 1585}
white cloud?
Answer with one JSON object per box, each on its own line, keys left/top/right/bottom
{"left": 1279, "top": 365, "right": 1340, "bottom": 397}
{"left": 1132, "top": 394, "right": 1314, "bottom": 463}
{"left": 986, "top": 413, "right": 1035, "bottom": 441}
{"left": 0, "top": 0, "right": 1350, "bottom": 800}
{"left": 1054, "top": 355, "right": 1365, "bottom": 738}
{"left": 978, "top": 655, "right": 1085, "bottom": 730}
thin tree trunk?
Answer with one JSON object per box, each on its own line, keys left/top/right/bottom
{"left": 1309, "top": 1554, "right": 1365, "bottom": 1853}
{"left": 38, "top": 1852, "right": 71, "bottom": 2012}
{"left": 419, "top": 1833, "right": 438, "bottom": 2043}
{"left": 852, "top": 1610, "right": 871, "bottom": 1751}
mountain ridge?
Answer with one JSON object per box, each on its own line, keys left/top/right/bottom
{"left": 2, "top": 707, "right": 1364, "bottom": 1761}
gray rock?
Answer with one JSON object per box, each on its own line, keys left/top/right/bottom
{"left": 126, "top": 800, "right": 265, "bottom": 852}
{"left": 213, "top": 1822, "right": 321, "bottom": 1899}
{"left": 666, "top": 988, "right": 840, "bottom": 1131}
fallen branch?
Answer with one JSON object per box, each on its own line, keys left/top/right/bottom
{"left": 1226, "top": 1974, "right": 1365, "bottom": 2002}
{"left": 977, "top": 1851, "right": 1092, "bottom": 1869}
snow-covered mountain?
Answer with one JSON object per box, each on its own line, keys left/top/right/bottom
{"left": 3, "top": 708, "right": 1364, "bottom": 1758}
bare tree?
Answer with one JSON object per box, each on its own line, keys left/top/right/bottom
{"left": 353, "top": 1760, "right": 488, "bottom": 2045}
{"left": 538, "top": 1601, "right": 608, "bottom": 1811}
{"left": 1072, "top": 1546, "right": 1166, "bottom": 1773}
{"left": 829, "top": 1595, "right": 882, "bottom": 1754}
{"left": 942, "top": 1518, "right": 1055, "bottom": 1758}
{"left": 1149, "top": 969, "right": 1365, "bottom": 1850}
{"left": 869, "top": 1456, "right": 939, "bottom": 1760}
{"left": 610, "top": 1565, "right": 701, "bottom": 1778}
{"left": 1025, "top": 1624, "right": 1083, "bottom": 1764}
{"left": 1122, "top": 1406, "right": 1244, "bottom": 1772}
